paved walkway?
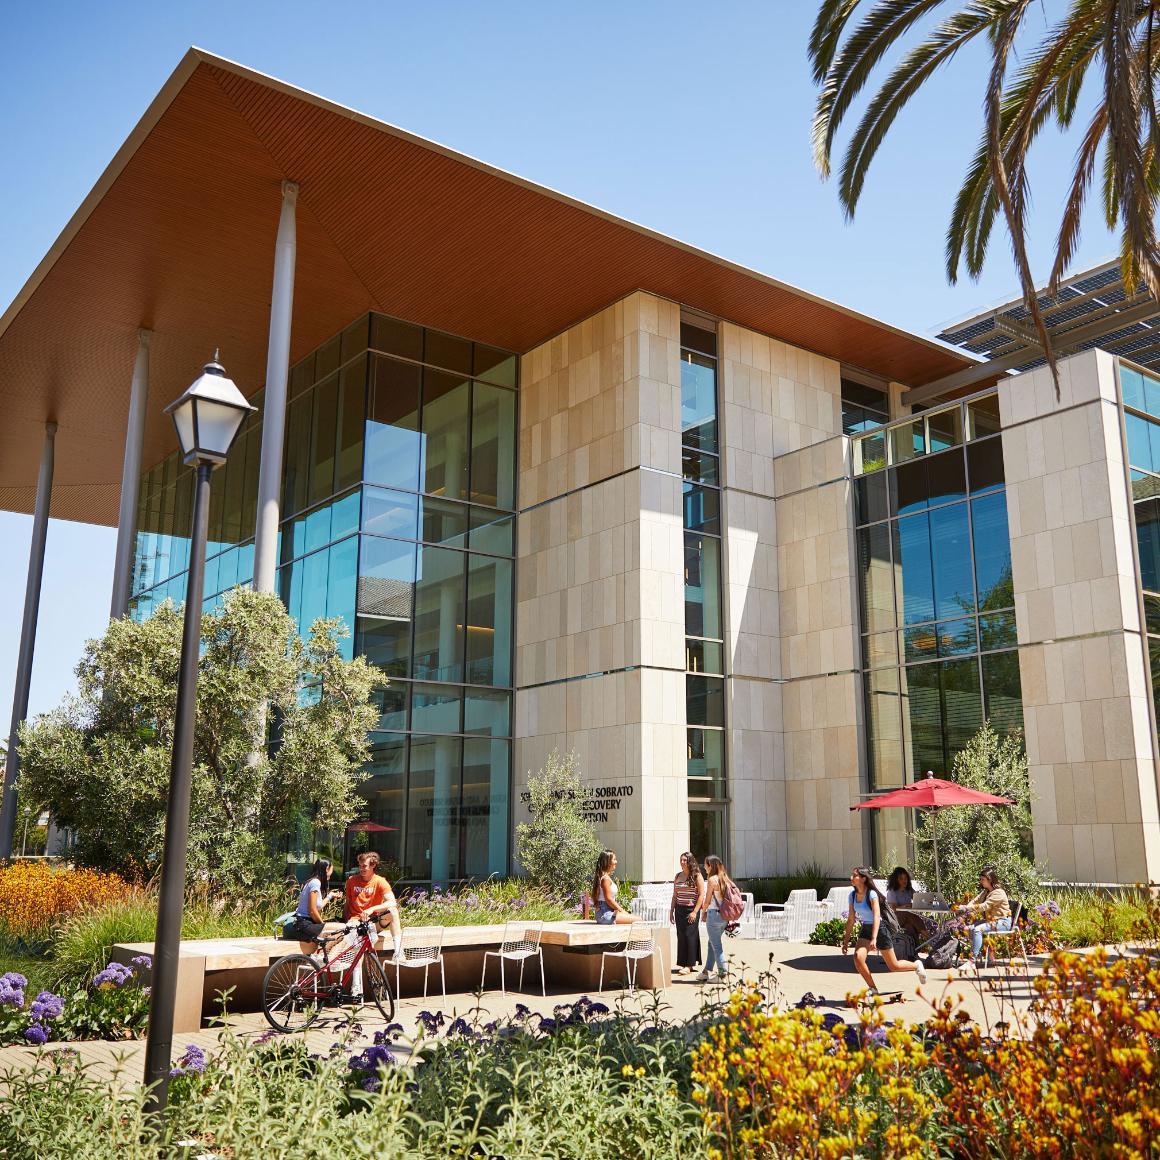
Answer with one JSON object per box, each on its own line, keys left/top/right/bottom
{"left": 0, "top": 938, "right": 1044, "bottom": 1087}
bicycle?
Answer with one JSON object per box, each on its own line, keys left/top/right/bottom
{"left": 262, "top": 917, "right": 395, "bottom": 1032}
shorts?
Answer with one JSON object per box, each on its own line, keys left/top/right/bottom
{"left": 858, "top": 922, "right": 900, "bottom": 951}
{"left": 595, "top": 906, "right": 617, "bottom": 925}
{"left": 283, "top": 916, "right": 323, "bottom": 942}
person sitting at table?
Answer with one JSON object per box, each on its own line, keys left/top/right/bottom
{"left": 886, "top": 866, "right": 928, "bottom": 941}
{"left": 954, "top": 866, "right": 1012, "bottom": 969}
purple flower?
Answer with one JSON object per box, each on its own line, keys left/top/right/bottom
{"left": 586, "top": 1002, "right": 610, "bottom": 1016}
{"left": 29, "top": 992, "right": 64, "bottom": 1021}
{"left": 513, "top": 1003, "right": 531, "bottom": 1021}
{"left": 537, "top": 1016, "right": 557, "bottom": 1033}
{"left": 93, "top": 961, "right": 134, "bottom": 990}
{"left": 415, "top": 1010, "right": 445, "bottom": 1034}
{"left": 23, "top": 1023, "right": 48, "bottom": 1046}
{"left": 447, "top": 1017, "right": 474, "bottom": 1038}
{"left": 169, "top": 1044, "right": 207, "bottom": 1077}
{"left": 1, "top": 972, "right": 28, "bottom": 990}
{"left": 863, "top": 1026, "right": 889, "bottom": 1049}
{"left": 361, "top": 1076, "right": 381, "bottom": 1093}
{"left": 131, "top": 954, "right": 153, "bottom": 972}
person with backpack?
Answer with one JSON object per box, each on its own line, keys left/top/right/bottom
{"left": 697, "top": 854, "right": 743, "bottom": 982}
{"left": 841, "top": 866, "right": 927, "bottom": 996}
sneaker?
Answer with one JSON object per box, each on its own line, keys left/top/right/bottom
{"left": 694, "top": 971, "right": 709, "bottom": 983}
{"left": 915, "top": 960, "right": 927, "bottom": 985}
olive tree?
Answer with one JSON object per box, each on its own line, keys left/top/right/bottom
{"left": 515, "top": 750, "right": 602, "bottom": 902}
{"left": 910, "top": 721, "right": 1041, "bottom": 904}
{"left": 17, "top": 588, "right": 383, "bottom": 890}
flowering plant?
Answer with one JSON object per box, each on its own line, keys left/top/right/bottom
{"left": 0, "top": 955, "right": 151, "bottom": 1046}
{"left": 0, "top": 971, "right": 69, "bottom": 1047}
{"left": 0, "top": 861, "right": 131, "bottom": 950}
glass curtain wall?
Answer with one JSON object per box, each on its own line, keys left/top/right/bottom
{"left": 681, "top": 319, "right": 728, "bottom": 854}
{"left": 130, "top": 312, "right": 518, "bottom": 882}
{"left": 852, "top": 393, "right": 1022, "bottom": 860}
{"left": 1118, "top": 364, "right": 1160, "bottom": 723}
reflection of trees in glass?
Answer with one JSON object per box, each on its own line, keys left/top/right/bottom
{"left": 977, "top": 561, "right": 1014, "bottom": 613}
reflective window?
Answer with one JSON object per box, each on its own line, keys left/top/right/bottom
{"left": 681, "top": 352, "right": 718, "bottom": 452}
{"left": 685, "top": 534, "right": 722, "bottom": 640}
{"left": 421, "top": 371, "right": 471, "bottom": 502}
{"left": 413, "top": 545, "right": 466, "bottom": 682}
{"left": 365, "top": 355, "right": 422, "bottom": 491}
{"left": 466, "top": 555, "right": 513, "bottom": 687}
{"left": 471, "top": 382, "right": 516, "bottom": 509}
{"left": 356, "top": 537, "right": 416, "bottom": 678}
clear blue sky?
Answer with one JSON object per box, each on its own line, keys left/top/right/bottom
{"left": 0, "top": 0, "right": 1116, "bottom": 723}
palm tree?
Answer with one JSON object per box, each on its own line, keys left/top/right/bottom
{"left": 810, "top": 0, "right": 1160, "bottom": 387}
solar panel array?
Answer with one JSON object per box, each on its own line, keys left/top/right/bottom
{"left": 937, "top": 261, "right": 1160, "bottom": 374}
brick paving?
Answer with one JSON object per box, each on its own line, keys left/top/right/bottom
{"left": 0, "top": 938, "right": 1046, "bottom": 1089}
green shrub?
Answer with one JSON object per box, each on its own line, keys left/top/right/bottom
{"left": 808, "top": 916, "right": 846, "bottom": 946}
{"left": 51, "top": 887, "right": 286, "bottom": 990}
{"left": 1, "top": 999, "right": 708, "bottom": 1159}
{"left": 400, "top": 879, "right": 571, "bottom": 926}
{"left": 1047, "top": 888, "right": 1150, "bottom": 949}
{"left": 744, "top": 861, "right": 832, "bottom": 905}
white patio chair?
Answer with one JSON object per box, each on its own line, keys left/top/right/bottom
{"left": 629, "top": 883, "right": 670, "bottom": 925}
{"left": 824, "top": 886, "right": 852, "bottom": 919}
{"left": 755, "top": 902, "right": 789, "bottom": 940}
{"left": 394, "top": 925, "right": 446, "bottom": 1000}
{"left": 599, "top": 931, "right": 661, "bottom": 993}
{"left": 785, "top": 892, "right": 832, "bottom": 942}
{"left": 480, "top": 921, "right": 545, "bottom": 996}
{"left": 736, "top": 891, "right": 758, "bottom": 938}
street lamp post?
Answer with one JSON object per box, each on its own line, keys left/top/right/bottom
{"left": 142, "top": 355, "right": 254, "bottom": 1115}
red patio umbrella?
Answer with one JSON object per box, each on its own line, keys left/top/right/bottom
{"left": 345, "top": 821, "right": 397, "bottom": 832}
{"left": 851, "top": 772, "right": 1014, "bottom": 895}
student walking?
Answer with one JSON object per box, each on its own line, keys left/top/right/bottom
{"left": 841, "top": 866, "right": 927, "bottom": 995}
{"left": 696, "top": 854, "right": 732, "bottom": 982}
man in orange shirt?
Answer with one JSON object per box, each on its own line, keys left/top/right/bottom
{"left": 344, "top": 850, "right": 403, "bottom": 960}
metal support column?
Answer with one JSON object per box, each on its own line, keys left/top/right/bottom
{"left": 0, "top": 421, "right": 58, "bottom": 859}
{"left": 252, "top": 180, "right": 298, "bottom": 594}
{"left": 110, "top": 328, "right": 152, "bottom": 618}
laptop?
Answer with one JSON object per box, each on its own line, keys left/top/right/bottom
{"left": 911, "top": 891, "right": 950, "bottom": 911}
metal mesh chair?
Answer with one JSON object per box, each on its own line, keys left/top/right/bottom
{"left": 394, "top": 925, "right": 446, "bottom": 1000}
{"left": 480, "top": 921, "right": 545, "bottom": 996}
{"left": 599, "top": 932, "right": 660, "bottom": 993}
{"left": 979, "top": 900, "right": 1029, "bottom": 976}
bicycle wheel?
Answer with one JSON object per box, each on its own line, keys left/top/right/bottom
{"left": 262, "top": 954, "right": 324, "bottom": 1032}
{"left": 362, "top": 950, "right": 395, "bottom": 1023}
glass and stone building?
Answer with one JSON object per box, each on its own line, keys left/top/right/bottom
{"left": 1, "top": 51, "right": 1157, "bottom": 885}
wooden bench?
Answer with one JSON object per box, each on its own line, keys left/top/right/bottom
{"left": 113, "top": 921, "right": 671, "bottom": 1032}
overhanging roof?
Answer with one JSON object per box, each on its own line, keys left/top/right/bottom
{"left": 0, "top": 48, "right": 975, "bottom": 526}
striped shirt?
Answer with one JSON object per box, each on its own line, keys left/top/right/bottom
{"left": 673, "top": 877, "right": 701, "bottom": 908}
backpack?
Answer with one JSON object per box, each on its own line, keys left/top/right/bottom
{"left": 718, "top": 881, "right": 745, "bottom": 922}
{"left": 925, "top": 930, "right": 960, "bottom": 970}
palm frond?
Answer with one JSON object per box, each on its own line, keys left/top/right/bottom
{"left": 836, "top": 4, "right": 1004, "bottom": 214}
{"left": 985, "top": 0, "right": 1061, "bottom": 395}
{"left": 808, "top": 0, "right": 863, "bottom": 83}
{"left": 1049, "top": 105, "right": 1108, "bottom": 289}
{"left": 813, "top": 0, "right": 947, "bottom": 178}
